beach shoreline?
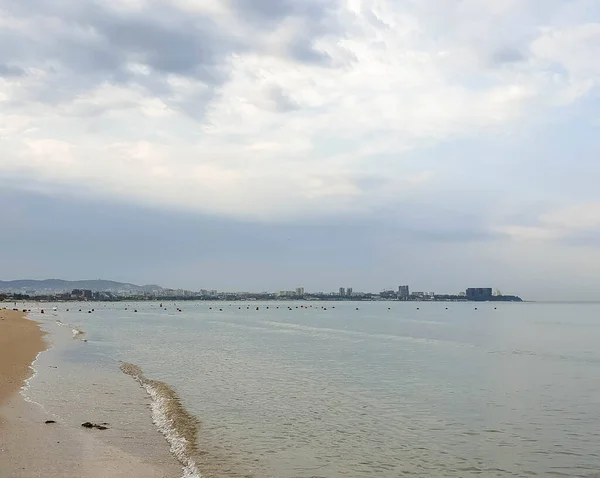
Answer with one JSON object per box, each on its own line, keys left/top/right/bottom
{"left": 0, "top": 307, "right": 182, "bottom": 478}
{"left": 0, "top": 308, "right": 47, "bottom": 418}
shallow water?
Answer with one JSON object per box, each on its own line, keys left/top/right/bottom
{"left": 24, "top": 301, "right": 600, "bottom": 477}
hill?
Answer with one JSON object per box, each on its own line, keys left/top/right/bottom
{"left": 0, "top": 279, "right": 163, "bottom": 293}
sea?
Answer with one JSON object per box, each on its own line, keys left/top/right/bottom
{"left": 20, "top": 301, "right": 600, "bottom": 477}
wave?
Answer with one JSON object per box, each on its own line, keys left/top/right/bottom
{"left": 20, "top": 348, "right": 46, "bottom": 406}
{"left": 255, "top": 320, "right": 465, "bottom": 347}
{"left": 20, "top": 327, "right": 55, "bottom": 419}
{"left": 120, "top": 362, "right": 202, "bottom": 478}
{"left": 55, "top": 319, "right": 86, "bottom": 340}
{"left": 71, "top": 328, "right": 85, "bottom": 339}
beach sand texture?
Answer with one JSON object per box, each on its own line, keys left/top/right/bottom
{"left": 0, "top": 308, "right": 181, "bottom": 478}
{"left": 0, "top": 308, "right": 47, "bottom": 413}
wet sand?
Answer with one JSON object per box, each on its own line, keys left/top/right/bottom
{"left": 0, "top": 308, "right": 47, "bottom": 413}
{"left": 0, "top": 308, "right": 182, "bottom": 478}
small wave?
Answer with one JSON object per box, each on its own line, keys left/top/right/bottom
{"left": 55, "top": 319, "right": 86, "bottom": 340}
{"left": 120, "top": 362, "right": 202, "bottom": 478}
{"left": 71, "top": 328, "right": 85, "bottom": 339}
{"left": 256, "top": 320, "right": 463, "bottom": 347}
{"left": 20, "top": 347, "right": 54, "bottom": 418}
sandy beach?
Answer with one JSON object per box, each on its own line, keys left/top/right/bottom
{"left": 0, "top": 308, "right": 47, "bottom": 414}
{"left": 0, "top": 307, "right": 182, "bottom": 478}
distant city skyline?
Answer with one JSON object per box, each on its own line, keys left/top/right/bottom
{"left": 0, "top": 279, "right": 521, "bottom": 302}
{"left": 0, "top": 278, "right": 514, "bottom": 299}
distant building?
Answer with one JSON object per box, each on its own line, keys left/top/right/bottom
{"left": 412, "top": 291, "right": 425, "bottom": 299}
{"left": 398, "top": 285, "right": 410, "bottom": 299}
{"left": 346, "top": 287, "right": 353, "bottom": 297}
{"left": 71, "top": 289, "right": 92, "bottom": 300}
{"left": 339, "top": 287, "right": 346, "bottom": 297}
{"left": 466, "top": 288, "right": 493, "bottom": 301}
{"left": 295, "top": 287, "right": 305, "bottom": 296}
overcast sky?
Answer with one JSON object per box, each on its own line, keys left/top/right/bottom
{"left": 1, "top": 0, "right": 600, "bottom": 300}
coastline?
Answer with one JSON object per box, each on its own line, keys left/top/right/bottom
{"left": 0, "top": 308, "right": 47, "bottom": 417}
{"left": 0, "top": 307, "right": 182, "bottom": 478}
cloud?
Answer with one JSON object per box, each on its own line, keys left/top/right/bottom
{"left": 495, "top": 203, "right": 600, "bottom": 243}
{"left": 0, "top": 63, "right": 26, "bottom": 77}
{"left": 490, "top": 47, "right": 526, "bottom": 66}
{"left": 0, "top": 0, "right": 599, "bottom": 223}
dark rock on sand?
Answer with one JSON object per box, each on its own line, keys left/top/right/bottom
{"left": 81, "top": 422, "right": 108, "bottom": 430}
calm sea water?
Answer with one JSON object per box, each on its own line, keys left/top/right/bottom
{"left": 24, "top": 301, "right": 600, "bottom": 477}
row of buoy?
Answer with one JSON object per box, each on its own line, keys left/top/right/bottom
{"left": 31, "top": 304, "right": 502, "bottom": 316}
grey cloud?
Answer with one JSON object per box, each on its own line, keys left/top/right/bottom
{"left": 0, "top": 64, "right": 26, "bottom": 77}
{"left": 490, "top": 46, "right": 527, "bottom": 65}
{"left": 361, "top": 6, "right": 390, "bottom": 29}
{"left": 228, "top": 0, "right": 340, "bottom": 28}
{"left": 288, "top": 40, "right": 332, "bottom": 65}
{"left": 389, "top": 216, "right": 499, "bottom": 244}
{"left": 229, "top": 0, "right": 343, "bottom": 65}
{"left": 562, "top": 231, "right": 600, "bottom": 248}
{"left": 267, "top": 86, "right": 300, "bottom": 112}
{"left": 0, "top": 0, "right": 343, "bottom": 115}
{"left": 91, "top": 6, "right": 234, "bottom": 79}
{"left": 0, "top": 0, "right": 234, "bottom": 109}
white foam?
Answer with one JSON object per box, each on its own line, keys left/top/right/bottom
{"left": 256, "top": 320, "right": 457, "bottom": 346}
{"left": 20, "top": 347, "right": 54, "bottom": 417}
{"left": 142, "top": 382, "right": 202, "bottom": 478}
{"left": 71, "top": 328, "right": 85, "bottom": 338}
{"left": 54, "top": 318, "right": 86, "bottom": 339}
{"left": 20, "top": 348, "right": 43, "bottom": 397}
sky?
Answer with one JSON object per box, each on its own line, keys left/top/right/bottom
{"left": 1, "top": 0, "right": 600, "bottom": 300}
